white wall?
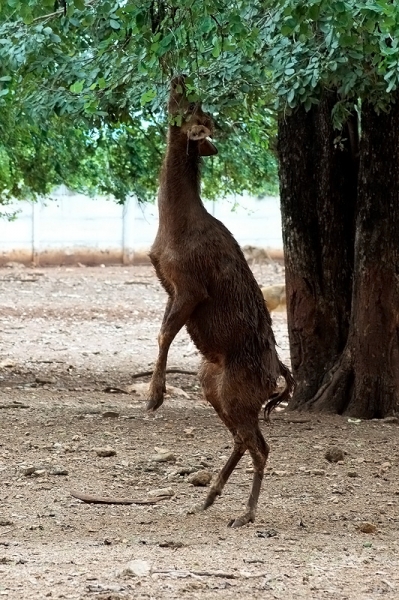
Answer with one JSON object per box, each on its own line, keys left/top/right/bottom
{"left": 0, "top": 186, "right": 282, "bottom": 265}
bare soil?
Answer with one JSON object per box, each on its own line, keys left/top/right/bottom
{"left": 0, "top": 264, "right": 398, "bottom": 600}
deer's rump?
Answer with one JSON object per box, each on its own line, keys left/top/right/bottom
{"left": 186, "top": 286, "right": 279, "bottom": 371}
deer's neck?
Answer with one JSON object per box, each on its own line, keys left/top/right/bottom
{"left": 158, "top": 127, "right": 205, "bottom": 226}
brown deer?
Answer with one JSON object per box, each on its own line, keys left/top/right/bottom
{"left": 148, "top": 76, "right": 294, "bottom": 528}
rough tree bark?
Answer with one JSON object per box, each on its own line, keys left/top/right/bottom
{"left": 279, "top": 92, "right": 399, "bottom": 418}
{"left": 307, "top": 99, "right": 399, "bottom": 418}
{"left": 278, "top": 93, "right": 358, "bottom": 409}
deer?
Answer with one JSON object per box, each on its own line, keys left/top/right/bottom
{"left": 147, "top": 76, "right": 295, "bottom": 528}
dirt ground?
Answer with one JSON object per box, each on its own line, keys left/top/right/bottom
{"left": 0, "top": 263, "right": 398, "bottom": 600}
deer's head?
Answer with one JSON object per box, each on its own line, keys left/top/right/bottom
{"left": 168, "top": 76, "right": 218, "bottom": 157}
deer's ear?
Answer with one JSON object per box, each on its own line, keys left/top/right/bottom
{"left": 199, "top": 139, "right": 218, "bottom": 157}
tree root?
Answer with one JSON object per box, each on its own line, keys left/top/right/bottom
{"left": 306, "top": 347, "right": 353, "bottom": 413}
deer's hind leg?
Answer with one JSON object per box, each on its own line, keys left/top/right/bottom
{"left": 201, "top": 364, "right": 270, "bottom": 527}
{"left": 199, "top": 362, "right": 247, "bottom": 509}
{"left": 228, "top": 420, "right": 269, "bottom": 528}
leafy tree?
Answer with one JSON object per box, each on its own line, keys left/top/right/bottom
{"left": 0, "top": 0, "right": 278, "bottom": 206}
{"left": 269, "top": 0, "right": 399, "bottom": 418}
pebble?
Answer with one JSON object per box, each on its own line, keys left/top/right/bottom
{"left": 102, "top": 411, "right": 120, "bottom": 418}
{"left": 51, "top": 468, "right": 69, "bottom": 476}
{"left": 33, "top": 469, "right": 46, "bottom": 477}
{"left": 93, "top": 446, "right": 117, "bottom": 457}
{"left": 256, "top": 529, "right": 277, "bottom": 538}
{"left": 325, "top": 447, "right": 345, "bottom": 463}
{"left": 358, "top": 522, "right": 377, "bottom": 534}
{"left": 148, "top": 487, "right": 175, "bottom": 497}
{"left": 21, "top": 466, "right": 38, "bottom": 476}
{"left": 176, "top": 466, "right": 198, "bottom": 476}
{"left": 188, "top": 470, "right": 212, "bottom": 486}
{"left": 35, "top": 376, "right": 56, "bottom": 385}
{"left": 347, "top": 470, "right": 359, "bottom": 478}
{"left": 120, "top": 559, "right": 152, "bottom": 577}
{"left": 151, "top": 452, "right": 176, "bottom": 463}
{"left": 311, "top": 469, "right": 326, "bottom": 476}
{"left": 0, "top": 519, "right": 13, "bottom": 527}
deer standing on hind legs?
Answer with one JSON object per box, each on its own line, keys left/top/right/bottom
{"left": 148, "top": 76, "right": 295, "bottom": 528}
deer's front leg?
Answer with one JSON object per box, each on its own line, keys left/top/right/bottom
{"left": 147, "top": 290, "right": 205, "bottom": 411}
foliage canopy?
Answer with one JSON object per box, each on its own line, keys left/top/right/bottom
{"left": 1, "top": 1, "right": 399, "bottom": 206}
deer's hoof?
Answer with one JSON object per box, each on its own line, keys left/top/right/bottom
{"left": 227, "top": 512, "right": 255, "bottom": 528}
{"left": 146, "top": 392, "right": 164, "bottom": 412}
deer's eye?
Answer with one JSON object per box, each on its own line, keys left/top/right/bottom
{"left": 188, "top": 102, "right": 196, "bottom": 111}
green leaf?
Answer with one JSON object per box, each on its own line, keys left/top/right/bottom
{"left": 23, "top": 13, "right": 34, "bottom": 25}
{"left": 74, "top": 0, "right": 85, "bottom": 9}
{"left": 140, "top": 89, "right": 156, "bottom": 105}
{"left": 212, "top": 42, "right": 221, "bottom": 58}
{"left": 70, "top": 80, "right": 85, "bottom": 93}
{"left": 109, "top": 19, "right": 120, "bottom": 30}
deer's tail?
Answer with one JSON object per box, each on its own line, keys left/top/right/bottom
{"left": 263, "top": 361, "right": 296, "bottom": 420}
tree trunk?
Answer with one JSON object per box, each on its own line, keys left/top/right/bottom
{"left": 308, "top": 98, "right": 399, "bottom": 418}
{"left": 278, "top": 93, "right": 358, "bottom": 409}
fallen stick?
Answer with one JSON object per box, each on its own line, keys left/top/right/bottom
{"left": 153, "top": 569, "right": 271, "bottom": 579}
{"left": 70, "top": 490, "right": 171, "bottom": 505}
{"left": 132, "top": 368, "right": 197, "bottom": 379}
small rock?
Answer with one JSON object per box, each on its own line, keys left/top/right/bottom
{"left": 311, "top": 469, "right": 326, "bottom": 476}
{"left": 0, "top": 519, "right": 13, "bottom": 527}
{"left": 184, "top": 427, "right": 195, "bottom": 437}
{"left": 21, "top": 466, "right": 37, "bottom": 476}
{"left": 256, "top": 529, "right": 277, "bottom": 538}
{"left": 159, "top": 540, "right": 184, "bottom": 548}
{"left": 347, "top": 470, "right": 359, "bottom": 478}
{"left": 121, "top": 559, "right": 152, "bottom": 577}
{"left": 51, "top": 468, "right": 69, "bottom": 476}
{"left": 0, "top": 360, "right": 15, "bottom": 368}
{"left": 325, "top": 447, "right": 345, "bottom": 463}
{"left": 358, "top": 522, "right": 377, "bottom": 534}
{"left": 151, "top": 452, "right": 176, "bottom": 463}
{"left": 5, "top": 261, "right": 25, "bottom": 269}
{"left": 272, "top": 470, "right": 290, "bottom": 476}
{"left": 35, "top": 376, "right": 56, "bottom": 385}
{"left": 33, "top": 469, "right": 46, "bottom": 477}
{"left": 177, "top": 466, "right": 198, "bottom": 476}
{"left": 166, "top": 385, "right": 189, "bottom": 399}
{"left": 93, "top": 446, "right": 117, "bottom": 457}
{"left": 188, "top": 470, "right": 212, "bottom": 486}
{"left": 102, "top": 411, "right": 120, "bottom": 419}
{"left": 148, "top": 487, "right": 175, "bottom": 497}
